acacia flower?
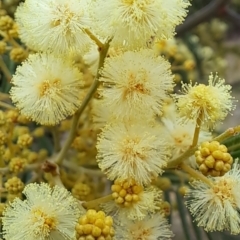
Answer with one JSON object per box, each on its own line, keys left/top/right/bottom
{"left": 91, "top": 0, "right": 190, "bottom": 49}
{"left": 97, "top": 121, "right": 170, "bottom": 186}
{"left": 2, "top": 183, "right": 83, "bottom": 240}
{"left": 115, "top": 214, "right": 173, "bottom": 240}
{"left": 105, "top": 181, "right": 161, "bottom": 220}
{"left": 175, "top": 73, "right": 235, "bottom": 128}
{"left": 10, "top": 53, "right": 84, "bottom": 125}
{"left": 15, "top": 0, "right": 92, "bottom": 54}
{"left": 99, "top": 49, "right": 174, "bottom": 120}
{"left": 185, "top": 161, "right": 240, "bottom": 234}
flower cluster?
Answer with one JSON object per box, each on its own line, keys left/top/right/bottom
{"left": 2, "top": 183, "right": 83, "bottom": 240}
{"left": 0, "top": 0, "right": 238, "bottom": 240}
{"left": 185, "top": 161, "right": 240, "bottom": 234}
{"left": 10, "top": 53, "right": 84, "bottom": 125}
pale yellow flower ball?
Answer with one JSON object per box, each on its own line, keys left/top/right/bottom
{"left": 175, "top": 73, "right": 235, "bottom": 128}
{"left": 185, "top": 161, "right": 240, "bottom": 234}
{"left": 91, "top": 0, "right": 190, "bottom": 50}
{"left": 10, "top": 53, "right": 84, "bottom": 125}
{"left": 2, "top": 183, "right": 84, "bottom": 240}
{"left": 15, "top": 0, "right": 92, "bottom": 54}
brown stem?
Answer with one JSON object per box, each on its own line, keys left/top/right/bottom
{"left": 50, "top": 126, "right": 61, "bottom": 152}
{"left": 225, "top": 6, "right": 240, "bottom": 27}
{"left": 54, "top": 39, "right": 111, "bottom": 165}
{"left": 0, "top": 57, "right": 12, "bottom": 82}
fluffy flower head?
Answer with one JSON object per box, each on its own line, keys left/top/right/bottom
{"left": 91, "top": 0, "right": 190, "bottom": 49}
{"left": 106, "top": 180, "right": 161, "bottom": 220}
{"left": 185, "top": 161, "right": 240, "bottom": 234}
{"left": 115, "top": 214, "right": 173, "bottom": 240}
{"left": 99, "top": 49, "right": 174, "bottom": 120}
{"left": 175, "top": 73, "right": 235, "bottom": 128}
{"left": 15, "top": 0, "right": 92, "bottom": 54}
{"left": 97, "top": 121, "right": 170, "bottom": 185}
{"left": 10, "top": 53, "right": 84, "bottom": 125}
{"left": 2, "top": 183, "right": 83, "bottom": 240}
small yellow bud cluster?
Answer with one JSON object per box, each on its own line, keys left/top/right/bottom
{"left": 10, "top": 48, "right": 27, "bottom": 62}
{"left": 4, "top": 176, "right": 24, "bottom": 194}
{"left": 9, "top": 157, "right": 27, "bottom": 173}
{"left": 72, "top": 182, "right": 91, "bottom": 201}
{"left": 76, "top": 209, "right": 114, "bottom": 240}
{"left": 8, "top": 23, "right": 18, "bottom": 38}
{"left": 111, "top": 180, "right": 143, "bottom": 207}
{"left": 17, "top": 133, "right": 33, "bottom": 148}
{"left": 0, "top": 41, "right": 7, "bottom": 54}
{"left": 195, "top": 141, "right": 233, "bottom": 176}
{"left": 5, "top": 110, "right": 18, "bottom": 123}
{"left": 13, "top": 126, "right": 30, "bottom": 140}
{"left": 0, "top": 15, "right": 13, "bottom": 31}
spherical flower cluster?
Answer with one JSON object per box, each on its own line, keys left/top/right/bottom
{"left": 4, "top": 176, "right": 24, "bottom": 194}
{"left": 105, "top": 182, "right": 161, "bottom": 220}
{"left": 99, "top": 49, "right": 174, "bottom": 120}
{"left": 195, "top": 141, "right": 233, "bottom": 176}
{"left": 97, "top": 121, "right": 170, "bottom": 186}
{"left": 76, "top": 209, "right": 115, "bottom": 240}
{"left": 10, "top": 53, "right": 84, "bottom": 125}
{"left": 2, "top": 183, "right": 83, "bottom": 240}
{"left": 115, "top": 214, "right": 173, "bottom": 240}
{"left": 15, "top": 0, "right": 92, "bottom": 54}
{"left": 91, "top": 0, "right": 190, "bottom": 49}
{"left": 111, "top": 179, "right": 144, "bottom": 208}
{"left": 0, "top": 15, "right": 14, "bottom": 31}
{"left": 17, "top": 133, "right": 33, "bottom": 148}
{"left": 72, "top": 182, "right": 91, "bottom": 201}
{"left": 185, "top": 161, "right": 240, "bottom": 234}
{"left": 10, "top": 47, "right": 27, "bottom": 63}
{"left": 175, "top": 73, "right": 235, "bottom": 128}
{"left": 9, "top": 157, "right": 27, "bottom": 173}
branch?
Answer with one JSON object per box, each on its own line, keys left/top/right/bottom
{"left": 176, "top": 0, "right": 230, "bottom": 36}
{"left": 225, "top": 6, "right": 240, "bottom": 27}
{"left": 0, "top": 57, "right": 12, "bottom": 82}
{"left": 54, "top": 39, "right": 111, "bottom": 165}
